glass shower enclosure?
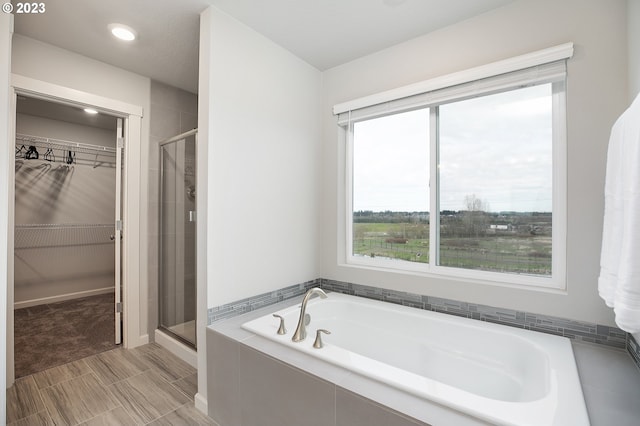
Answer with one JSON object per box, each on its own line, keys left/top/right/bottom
{"left": 159, "top": 130, "right": 197, "bottom": 348}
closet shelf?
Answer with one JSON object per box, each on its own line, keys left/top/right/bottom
{"left": 14, "top": 223, "right": 115, "bottom": 250}
{"left": 16, "top": 134, "right": 117, "bottom": 156}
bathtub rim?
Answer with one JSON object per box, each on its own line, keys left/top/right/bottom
{"left": 208, "top": 292, "right": 590, "bottom": 426}
{"left": 248, "top": 293, "right": 566, "bottom": 404}
{"left": 242, "top": 294, "right": 554, "bottom": 403}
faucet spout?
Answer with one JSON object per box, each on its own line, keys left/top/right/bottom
{"left": 291, "top": 288, "right": 327, "bottom": 342}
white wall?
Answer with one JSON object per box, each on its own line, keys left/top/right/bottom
{"left": 11, "top": 34, "right": 151, "bottom": 344}
{"left": 205, "top": 7, "right": 323, "bottom": 308}
{"left": 12, "top": 35, "right": 151, "bottom": 112}
{"left": 1, "top": 12, "right": 13, "bottom": 422}
{"left": 321, "top": 0, "right": 628, "bottom": 326}
{"left": 196, "top": 8, "right": 213, "bottom": 412}
{"left": 199, "top": 6, "right": 323, "bottom": 411}
{"left": 630, "top": 0, "right": 640, "bottom": 100}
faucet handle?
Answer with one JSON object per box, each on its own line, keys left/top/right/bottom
{"left": 313, "top": 329, "right": 331, "bottom": 349}
{"left": 272, "top": 314, "right": 287, "bottom": 335}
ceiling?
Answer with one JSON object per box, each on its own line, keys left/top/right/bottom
{"left": 209, "top": 0, "right": 515, "bottom": 71}
{"left": 13, "top": 0, "right": 208, "bottom": 93}
{"left": 13, "top": 0, "right": 515, "bottom": 94}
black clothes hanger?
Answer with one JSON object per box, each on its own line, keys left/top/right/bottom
{"left": 15, "top": 144, "right": 26, "bottom": 158}
{"left": 25, "top": 145, "right": 39, "bottom": 160}
{"left": 65, "top": 150, "right": 75, "bottom": 164}
{"left": 44, "top": 147, "right": 55, "bottom": 162}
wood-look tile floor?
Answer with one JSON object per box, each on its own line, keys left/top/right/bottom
{"left": 6, "top": 343, "right": 217, "bottom": 425}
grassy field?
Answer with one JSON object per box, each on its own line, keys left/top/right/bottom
{"left": 353, "top": 222, "right": 552, "bottom": 275}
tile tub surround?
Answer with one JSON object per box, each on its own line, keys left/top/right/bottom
{"left": 572, "top": 342, "right": 640, "bottom": 426}
{"left": 207, "top": 279, "right": 320, "bottom": 323}
{"left": 320, "top": 279, "right": 627, "bottom": 349}
{"left": 207, "top": 298, "right": 640, "bottom": 426}
{"left": 241, "top": 293, "right": 589, "bottom": 425}
{"left": 207, "top": 331, "right": 430, "bottom": 426}
{"left": 321, "top": 279, "right": 640, "bottom": 370}
{"left": 207, "top": 278, "right": 639, "bottom": 369}
{"left": 207, "top": 306, "right": 434, "bottom": 426}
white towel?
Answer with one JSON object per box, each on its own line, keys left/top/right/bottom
{"left": 599, "top": 93, "right": 640, "bottom": 333}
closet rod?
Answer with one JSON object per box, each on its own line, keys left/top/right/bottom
{"left": 16, "top": 133, "right": 117, "bottom": 155}
{"left": 15, "top": 223, "right": 114, "bottom": 230}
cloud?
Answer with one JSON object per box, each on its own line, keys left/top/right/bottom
{"left": 353, "top": 84, "right": 553, "bottom": 213}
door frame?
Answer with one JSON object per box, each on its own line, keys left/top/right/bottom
{"left": 6, "top": 74, "right": 144, "bottom": 386}
{"left": 115, "top": 117, "right": 124, "bottom": 345}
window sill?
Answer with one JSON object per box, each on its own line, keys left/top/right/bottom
{"left": 341, "top": 257, "right": 568, "bottom": 295}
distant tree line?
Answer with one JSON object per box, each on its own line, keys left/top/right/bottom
{"left": 355, "top": 201, "right": 551, "bottom": 238}
{"left": 354, "top": 210, "right": 550, "bottom": 223}
{"left": 353, "top": 210, "right": 428, "bottom": 223}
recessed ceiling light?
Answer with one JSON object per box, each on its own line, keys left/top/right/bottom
{"left": 84, "top": 108, "right": 99, "bottom": 115}
{"left": 109, "top": 23, "right": 137, "bottom": 42}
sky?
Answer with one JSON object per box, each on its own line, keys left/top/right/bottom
{"left": 352, "top": 84, "right": 553, "bottom": 213}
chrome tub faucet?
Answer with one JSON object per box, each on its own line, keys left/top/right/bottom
{"left": 291, "top": 287, "right": 327, "bottom": 342}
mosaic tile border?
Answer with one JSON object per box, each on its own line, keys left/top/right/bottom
{"left": 207, "top": 279, "right": 320, "bottom": 324}
{"left": 207, "top": 277, "right": 640, "bottom": 370}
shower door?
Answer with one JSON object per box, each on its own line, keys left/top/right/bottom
{"left": 159, "top": 130, "right": 197, "bottom": 348}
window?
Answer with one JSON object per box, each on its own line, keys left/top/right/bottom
{"left": 352, "top": 109, "right": 430, "bottom": 264}
{"left": 338, "top": 51, "right": 569, "bottom": 289}
{"left": 438, "top": 84, "right": 553, "bottom": 276}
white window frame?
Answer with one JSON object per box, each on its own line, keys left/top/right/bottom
{"left": 338, "top": 44, "right": 572, "bottom": 291}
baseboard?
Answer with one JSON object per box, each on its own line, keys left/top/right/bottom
{"left": 123, "top": 333, "right": 149, "bottom": 350}
{"left": 194, "top": 392, "right": 208, "bottom": 415}
{"left": 14, "top": 287, "right": 114, "bottom": 309}
{"left": 155, "top": 329, "right": 197, "bottom": 368}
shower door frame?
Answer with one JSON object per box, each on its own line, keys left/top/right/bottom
{"left": 158, "top": 129, "right": 198, "bottom": 349}
{"left": 6, "top": 74, "right": 145, "bottom": 386}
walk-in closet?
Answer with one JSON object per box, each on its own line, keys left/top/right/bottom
{"left": 13, "top": 96, "right": 120, "bottom": 378}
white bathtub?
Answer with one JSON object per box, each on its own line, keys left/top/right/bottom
{"left": 242, "top": 292, "right": 589, "bottom": 426}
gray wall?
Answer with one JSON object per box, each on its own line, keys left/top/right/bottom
{"left": 630, "top": 0, "right": 640, "bottom": 101}
{"left": 320, "top": 0, "right": 628, "bottom": 327}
